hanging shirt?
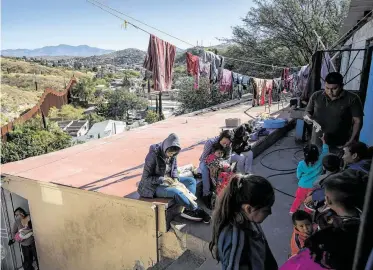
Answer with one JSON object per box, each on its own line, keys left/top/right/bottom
{"left": 298, "top": 65, "right": 310, "bottom": 95}
{"left": 186, "top": 52, "right": 200, "bottom": 89}
{"left": 220, "top": 69, "right": 233, "bottom": 93}
{"left": 200, "top": 51, "right": 224, "bottom": 83}
{"left": 143, "top": 34, "right": 176, "bottom": 91}
{"left": 199, "top": 60, "right": 211, "bottom": 78}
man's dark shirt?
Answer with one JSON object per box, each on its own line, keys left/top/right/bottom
{"left": 305, "top": 90, "right": 364, "bottom": 146}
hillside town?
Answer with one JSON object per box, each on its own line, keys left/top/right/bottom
{"left": 1, "top": 0, "right": 373, "bottom": 270}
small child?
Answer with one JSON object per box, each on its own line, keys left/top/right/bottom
{"left": 290, "top": 135, "right": 329, "bottom": 214}
{"left": 304, "top": 154, "right": 341, "bottom": 212}
{"left": 290, "top": 210, "right": 314, "bottom": 256}
{"left": 205, "top": 143, "right": 233, "bottom": 196}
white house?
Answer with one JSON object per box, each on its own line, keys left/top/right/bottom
{"left": 75, "top": 120, "right": 126, "bottom": 142}
{"left": 57, "top": 120, "right": 90, "bottom": 137}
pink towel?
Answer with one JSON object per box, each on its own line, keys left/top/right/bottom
{"left": 219, "top": 69, "right": 232, "bottom": 93}
{"left": 143, "top": 35, "right": 176, "bottom": 91}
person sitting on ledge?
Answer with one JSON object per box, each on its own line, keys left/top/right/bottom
{"left": 137, "top": 133, "right": 211, "bottom": 223}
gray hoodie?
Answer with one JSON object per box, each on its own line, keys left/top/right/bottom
{"left": 137, "top": 134, "right": 181, "bottom": 198}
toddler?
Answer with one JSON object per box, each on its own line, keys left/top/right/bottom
{"left": 290, "top": 135, "right": 329, "bottom": 214}
{"left": 290, "top": 210, "right": 315, "bottom": 256}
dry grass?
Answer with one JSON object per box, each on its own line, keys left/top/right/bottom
{"left": 0, "top": 57, "right": 94, "bottom": 125}
{"left": 0, "top": 85, "right": 41, "bottom": 126}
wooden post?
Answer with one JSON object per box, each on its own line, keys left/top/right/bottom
{"left": 159, "top": 91, "right": 163, "bottom": 120}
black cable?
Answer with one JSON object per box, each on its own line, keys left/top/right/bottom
{"left": 260, "top": 146, "right": 304, "bottom": 198}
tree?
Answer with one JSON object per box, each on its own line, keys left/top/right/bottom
{"left": 48, "top": 105, "right": 85, "bottom": 120}
{"left": 70, "top": 78, "right": 96, "bottom": 104}
{"left": 103, "top": 89, "right": 148, "bottom": 120}
{"left": 92, "top": 66, "right": 98, "bottom": 72}
{"left": 224, "top": 0, "right": 350, "bottom": 77}
{"left": 175, "top": 76, "right": 228, "bottom": 113}
{"left": 74, "top": 61, "right": 82, "bottom": 70}
{"left": 1, "top": 117, "right": 72, "bottom": 164}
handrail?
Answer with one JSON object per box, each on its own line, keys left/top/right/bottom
{"left": 1, "top": 77, "right": 77, "bottom": 139}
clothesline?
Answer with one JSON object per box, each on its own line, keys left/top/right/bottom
{"left": 87, "top": 0, "right": 303, "bottom": 69}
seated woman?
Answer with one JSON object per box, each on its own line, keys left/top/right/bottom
{"left": 205, "top": 143, "right": 235, "bottom": 198}
{"left": 138, "top": 133, "right": 211, "bottom": 223}
{"left": 199, "top": 130, "right": 234, "bottom": 209}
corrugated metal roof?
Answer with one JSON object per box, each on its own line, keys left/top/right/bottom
{"left": 340, "top": 0, "right": 373, "bottom": 36}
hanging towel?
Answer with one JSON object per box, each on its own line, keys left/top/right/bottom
{"left": 143, "top": 35, "right": 176, "bottom": 91}
{"left": 186, "top": 52, "right": 200, "bottom": 89}
{"left": 200, "top": 51, "right": 224, "bottom": 83}
{"left": 220, "top": 69, "right": 233, "bottom": 93}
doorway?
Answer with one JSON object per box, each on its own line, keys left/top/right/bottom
{"left": 1, "top": 188, "right": 37, "bottom": 270}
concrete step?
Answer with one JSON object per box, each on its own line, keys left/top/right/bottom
{"left": 197, "top": 258, "right": 221, "bottom": 269}
{"left": 148, "top": 258, "right": 175, "bottom": 270}
{"left": 165, "top": 250, "right": 205, "bottom": 270}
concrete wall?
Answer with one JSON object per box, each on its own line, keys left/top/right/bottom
{"left": 341, "top": 19, "right": 373, "bottom": 91}
{"left": 2, "top": 175, "right": 159, "bottom": 270}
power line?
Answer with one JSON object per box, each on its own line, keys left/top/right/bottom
{"left": 87, "top": 0, "right": 303, "bottom": 69}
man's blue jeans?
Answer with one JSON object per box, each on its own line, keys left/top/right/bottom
{"left": 155, "top": 177, "right": 197, "bottom": 210}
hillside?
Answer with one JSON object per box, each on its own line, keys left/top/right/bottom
{"left": 1, "top": 44, "right": 114, "bottom": 57}
{"left": 0, "top": 58, "right": 93, "bottom": 125}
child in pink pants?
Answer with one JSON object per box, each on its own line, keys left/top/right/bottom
{"left": 290, "top": 135, "right": 329, "bottom": 214}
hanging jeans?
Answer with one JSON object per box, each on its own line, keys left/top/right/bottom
{"left": 231, "top": 151, "right": 254, "bottom": 174}
{"left": 155, "top": 177, "right": 197, "bottom": 210}
{"left": 199, "top": 161, "right": 211, "bottom": 196}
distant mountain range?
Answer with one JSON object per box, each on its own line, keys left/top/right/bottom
{"left": 1, "top": 44, "right": 115, "bottom": 57}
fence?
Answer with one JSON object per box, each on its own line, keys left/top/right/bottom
{"left": 1, "top": 77, "right": 77, "bottom": 140}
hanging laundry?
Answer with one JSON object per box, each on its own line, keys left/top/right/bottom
{"left": 200, "top": 51, "right": 224, "bottom": 83}
{"left": 232, "top": 72, "right": 239, "bottom": 84}
{"left": 297, "top": 65, "right": 310, "bottom": 97}
{"left": 220, "top": 69, "right": 232, "bottom": 93}
{"left": 143, "top": 34, "right": 176, "bottom": 91}
{"left": 261, "top": 80, "right": 273, "bottom": 106}
{"left": 186, "top": 52, "right": 200, "bottom": 89}
{"left": 242, "top": 75, "right": 251, "bottom": 86}
{"left": 199, "top": 60, "right": 211, "bottom": 78}
{"left": 281, "top": 68, "right": 290, "bottom": 91}
{"left": 252, "top": 78, "right": 265, "bottom": 106}
{"left": 320, "top": 52, "right": 335, "bottom": 89}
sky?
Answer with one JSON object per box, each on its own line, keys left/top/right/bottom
{"left": 1, "top": 0, "right": 253, "bottom": 51}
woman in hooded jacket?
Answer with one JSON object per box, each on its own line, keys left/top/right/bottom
{"left": 138, "top": 133, "right": 211, "bottom": 223}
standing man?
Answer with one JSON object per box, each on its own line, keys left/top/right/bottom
{"left": 304, "top": 72, "right": 364, "bottom": 151}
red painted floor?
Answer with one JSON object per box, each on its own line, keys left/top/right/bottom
{"left": 1, "top": 103, "right": 290, "bottom": 198}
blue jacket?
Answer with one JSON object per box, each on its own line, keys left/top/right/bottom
{"left": 218, "top": 224, "right": 277, "bottom": 270}
{"left": 297, "top": 144, "right": 329, "bottom": 188}
{"left": 137, "top": 133, "right": 180, "bottom": 198}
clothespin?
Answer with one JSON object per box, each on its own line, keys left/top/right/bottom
{"left": 121, "top": 20, "right": 128, "bottom": 30}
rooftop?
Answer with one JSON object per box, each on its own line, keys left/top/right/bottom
{"left": 1, "top": 101, "right": 289, "bottom": 199}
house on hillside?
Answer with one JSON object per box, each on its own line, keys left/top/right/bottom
{"left": 57, "top": 120, "right": 89, "bottom": 137}
{"left": 338, "top": 2, "right": 373, "bottom": 146}
{"left": 75, "top": 120, "right": 126, "bottom": 142}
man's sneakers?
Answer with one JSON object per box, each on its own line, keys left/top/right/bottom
{"left": 181, "top": 208, "right": 211, "bottom": 224}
